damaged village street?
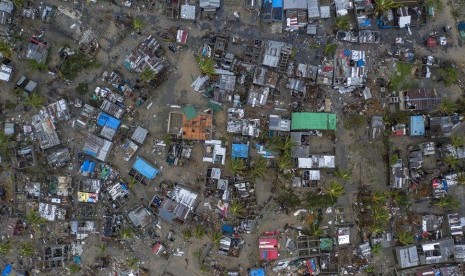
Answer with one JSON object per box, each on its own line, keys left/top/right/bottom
{"left": 2, "top": 0, "right": 465, "bottom": 275}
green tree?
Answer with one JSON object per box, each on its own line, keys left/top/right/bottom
{"left": 140, "top": 67, "right": 157, "bottom": 83}
{"left": 324, "top": 43, "right": 337, "bottom": 57}
{"left": 434, "top": 196, "right": 460, "bottom": 210}
{"left": 335, "top": 15, "right": 350, "bottom": 30}
{"left": 444, "top": 155, "right": 460, "bottom": 169}
{"left": 22, "top": 93, "right": 45, "bottom": 110}
{"left": 127, "top": 177, "right": 137, "bottom": 190}
{"left": 374, "top": 0, "right": 401, "bottom": 14}
{"left": 277, "top": 156, "right": 293, "bottom": 172}
{"left": 397, "top": 231, "right": 414, "bottom": 245}
{"left": 390, "top": 190, "right": 409, "bottom": 207}
{"left": 182, "top": 229, "right": 192, "bottom": 241}
{"left": 389, "top": 154, "right": 399, "bottom": 166}
{"left": 326, "top": 181, "right": 345, "bottom": 199}
{"left": 120, "top": 228, "right": 134, "bottom": 239}
{"left": 425, "top": 0, "right": 443, "bottom": 15}
{"left": 68, "top": 263, "right": 80, "bottom": 273}
{"left": 372, "top": 191, "right": 388, "bottom": 205}
{"left": 227, "top": 158, "right": 246, "bottom": 175}
{"left": 372, "top": 243, "right": 382, "bottom": 254}
{"left": 250, "top": 156, "right": 267, "bottom": 180}
{"left": 0, "top": 131, "right": 14, "bottom": 155}
{"left": 275, "top": 188, "right": 301, "bottom": 209}
{"left": 229, "top": 199, "right": 245, "bottom": 218}
{"left": 309, "top": 224, "right": 324, "bottom": 237}
{"left": 370, "top": 222, "right": 385, "bottom": 234}
{"left": 27, "top": 60, "right": 48, "bottom": 71}
{"left": 439, "top": 67, "right": 459, "bottom": 86}
{"left": 270, "top": 136, "right": 293, "bottom": 155}
{"left": 304, "top": 192, "right": 336, "bottom": 209}
{"left": 26, "top": 210, "right": 47, "bottom": 232}
{"left": 451, "top": 134, "right": 465, "bottom": 149}
{"left": 210, "top": 232, "right": 222, "bottom": 247}
{"left": 126, "top": 257, "right": 140, "bottom": 270}
{"left": 75, "top": 82, "right": 88, "bottom": 95}
{"left": 0, "top": 240, "right": 11, "bottom": 255}
{"left": 0, "top": 41, "right": 12, "bottom": 58}
{"left": 132, "top": 17, "right": 144, "bottom": 31}
{"left": 195, "top": 56, "right": 216, "bottom": 76}
{"left": 335, "top": 168, "right": 351, "bottom": 181}
{"left": 193, "top": 225, "right": 205, "bottom": 239}
{"left": 19, "top": 242, "right": 35, "bottom": 257}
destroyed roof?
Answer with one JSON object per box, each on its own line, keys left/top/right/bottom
{"left": 0, "top": 0, "right": 13, "bottom": 14}
{"left": 0, "top": 64, "right": 12, "bottom": 81}
{"left": 307, "top": 0, "right": 320, "bottom": 18}
{"left": 298, "top": 155, "right": 335, "bottom": 168}
{"left": 82, "top": 134, "right": 112, "bottom": 161}
{"left": 123, "top": 35, "right": 166, "bottom": 74}
{"left": 183, "top": 104, "right": 198, "bottom": 120}
{"left": 128, "top": 206, "right": 153, "bottom": 228}
{"left": 262, "top": 40, "right": 288, "bottom": 68}
{"left": 217, "top": 74, "right": 236, "bottom": 91}
{"left": 291, "top": 112, "right": 337, "bottom": 130}
{"left": 430, "top": 116, "right": 454, "bottom": 137}
{"left": 253, "top": 67, "right": 279, "bottom": 88}
{"left": 46, "top": 99, "right": 70, "bottom": 122}
{"left": 32, "top": 111, "right": 61, "bottom": 150}
{"left": 182, "top": 114, "right": 213, "bottom": 140}
{"left": 419, "top": 238, "right": 454, "bottom": 265}
{"left": 47, "top": 148, "right": 71, "bottom": 168}
{"left": 248, "top": 86, "right": 269, "bottom": 107}
{"left": 403, "top": 89, "right": 441, "bottom": 111}
{"left": 269, "top": 115, "right": 291, "bottom": 131}
{"left": 180, "top": 4, "right": 196, "bottom": 20}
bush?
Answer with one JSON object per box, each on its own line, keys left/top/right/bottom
{"left": 439, "top": 66, "right": 458, "bottom": 86}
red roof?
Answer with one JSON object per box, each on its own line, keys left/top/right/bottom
{"left": 259, "top": 237, "right": 279, "bottom": 260}
{"left": 427, "top": 37, "right": 437, "bottom": 47}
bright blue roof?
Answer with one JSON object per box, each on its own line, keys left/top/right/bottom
{"left": 1, "top": 264, "right": 12, "bottom": 276}
{"left": 249, "top": 268, "right": 265, "bottom": 276}
{"left": 410, "top": 115, "right": 425, "bottom": 136}
{"left": 232, "top": 143, "right": 249, "bottom": 158}
{"left": 272, "top": 0, "right": 282, "bottom": 8}
{"left": 458, "top": 22, "right": 465, "bottom": 30}
{"left": 81, "top": 160, "right": 96, "bottom": 173}
{"left": 97, "top": 112, "right": 121, "bottom": 129}
{"left": 132, "top": 156, "right": 159, "bottom": 180}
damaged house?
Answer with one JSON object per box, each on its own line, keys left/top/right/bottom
{"left": 203, "top": 140, "right": 226, "bottom": 165}
{"left": 333, "top": 49, "right": 367, "bottom": 91}
{"left": 129, "top": 156, "right": 159, "bottom": 185}
{"left": 262, "top": 40, "right": 292, "bottom": 73}
{"left": 26, "top": 38, "right": 48, "bottom": 64}
{"left": 32, "top": 111, "right": 61, "bottom": 150}
{"left": 82, "top": 134, "right": 113, "bottom": 162}
{"left": 399, "top": 88, "right": 442, "bottom": 111}
{"left": 157, "top": 185, "right": 198, "bottom": 224}
{"left": 123, "top": 35, "right": 167, "bottom": 75}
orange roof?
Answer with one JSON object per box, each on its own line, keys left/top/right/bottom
{"left": 182, "top": 114, "right": 212, "bottom": 140}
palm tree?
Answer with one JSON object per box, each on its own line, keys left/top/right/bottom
{"left": 19, "top": 242, "right": 35, "bottom": 257}
{"left": 68, "top": 263, "right": 80, "bottom": 273}
{"left": 436, "top": 99, "right": 457, "bottom": 115}
{"left": 126, "top": 257, "right": 140, "bottom": 270}
{"left": 229, "top": 199, "right": 245, "bottom": 218}
{"left": 0, "top": 41, "right": 12, "bottom": 58}
{"left": 0, "top": 240, "right": 11, "bottom": 255}
{"left": 372, "top": 191, "right": 388, "bottom": 205}
{"left": 120, "top": 228, "right": 134, "bottom": 239}
{"left": 335, "top": 168, "right": 352, "bottom": 181}
{"left": 372, "top": 206, "right": 389, "bottom": 222}
{"left": 127, "top": 177, "right": 137, "bottom": 190}
{"left": 397, "top": 231, "right": 414, "bottom": 245}
{"left": 26, "top": 210, "right": 46, "bottom": 232}
{"left": 326, "top": 181, "right": 345, "bottom": 199}
{"left": 182, "top": 229, "right": 192, "bottom": 241}
{"left": 140, "top": 67, "right": 157, "bottom": 83}
{"left": 374, "top": 0, "right": 401, "bottom": 14}
{"left": 335, "top": 15, "right": 350, "bottom": 30}
{"left": 22, "top": 93, "right": 45, "bottom": 110}
{"left": 195, "top": 56, "right": 216, "bottom": 76}
{"left": 451, "top": 134, "right": 465, "bottom": 149}
{"left": 132, "top": 17, "right": 144, "bottom": 32}
{"left": 370, "top": 222, "right": 384, "bottom": 234}
{"left": 250, "top": 156, "right": 267, "bottom": 180}
{"left": 193, "top": 225, "right": 205, "bottom": 239}
{"left": 228, "top": 158, "right": 246, "bottom": 175}
{"left": 270, "top": 136, "right": 293, "bottom": 156}
{"left": 434, "top": 196, "right": 460, "bottom": 210}
{"left": 96, "top": 244, "right": 107, "bottom": 256}
{"left": 12, "top": 0, "right": 23, "bottom": 8}
{"left": 277, "top": 156, "right": 293, "bottom": 172}
{"left": 210, "top": 232, "right": 222, "bottom": 247}
{"left": 309, "top": 224, "right": 324, "bottom": 237}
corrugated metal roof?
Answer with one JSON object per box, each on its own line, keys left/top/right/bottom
{"left": 409, "top": 115, "right": 425, "bottom": 136}
{"left": 307, "top": 0, "right": 320, "bottom": 18}
{"left": 200, "top": 0, "right": 221, "bottom": 9}
{"left": 284, "top": 0, "right": 307, "bottom": 9}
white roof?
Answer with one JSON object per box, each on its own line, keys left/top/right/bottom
{"left": 398, "top": 16, "right": 411, "bottom": 28}
{"left": 180, "top": 4, "right": 196, "bottom": 20}
{"left": 320, "top": 6, "right": 330, "bottom": 18}
{"left": 298, "top": 155, "right": 335, "bottom": 168}
{"left": 0, "top": 64, "right": 12, "bottom": 81}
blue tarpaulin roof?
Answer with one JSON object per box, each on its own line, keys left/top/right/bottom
{"left": 81, "top": 160, "right": 96, "bottom": 173}
{"left": 222, "top": 225, "right": 234, "bottom": 234}
{"left": 132, "top": 156, "right": 159, "bottom": 180}
{"left": 410, "top": 115, "right": 425, "bottom": 136}
{"left": 272, "top": 0, "right": 282, "bottom": 8}
{"left": 357, "top": 60, "right": 365, "bottom": 67}
{"left": 249, "top": 268, "right": 265, "bottom": 276}
{"left": 97, "top": 112, "right": 121, "bottom": 129}
{"left": 458, "top": 22, "right": 465, "bottom": 30}
{"left": 1, "top": 264, "right": 12, "bottom": 276}
{"left": 232, "top": 143, "right": 249, "bottom": 158}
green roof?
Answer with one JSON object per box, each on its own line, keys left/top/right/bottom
{"left": 183, "top": 104, "right": 198, "bottom": 120}
{"left": 291, "top": 112, "right": 337, "bottom": 130}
